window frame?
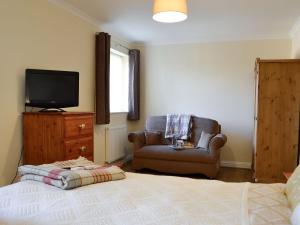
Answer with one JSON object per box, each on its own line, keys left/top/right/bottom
{"left": 109, "top": 48, "right": 129, "bottom": 113}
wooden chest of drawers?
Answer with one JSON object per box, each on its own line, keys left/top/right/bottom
{"left": 23, "top": 112, "right": 94, "bottom": 165}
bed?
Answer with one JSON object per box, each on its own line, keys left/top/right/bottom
{"left": 0, "top": 171, "right": 296, "bottom": 225}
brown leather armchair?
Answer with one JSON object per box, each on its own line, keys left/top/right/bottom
{"left": 128, "top": 116, "right": 227, "bottom": 178}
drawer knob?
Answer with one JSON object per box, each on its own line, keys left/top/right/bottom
{"left": 78, "top": 124, "right": 86, "bottom": 129}
{"left": 79, "top": 146, "right": 87, "bottom": 152}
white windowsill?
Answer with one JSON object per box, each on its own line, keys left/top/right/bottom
{"left": 110, "top": 112, "right": 128, "bottom": 115}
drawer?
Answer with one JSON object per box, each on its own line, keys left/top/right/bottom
{"left": 64, "top": 116, "right": 93, "bottom": 138}
{"left": 64, "top": 137, "right": 93, "bottom": 160}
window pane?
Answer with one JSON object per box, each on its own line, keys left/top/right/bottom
{"left": 110, "top": 50, "right": 129, "bottom": 113}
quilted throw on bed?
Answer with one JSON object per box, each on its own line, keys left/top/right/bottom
{"left": 0, "top": 172, "right": 293, "bottom": 225}
{"left": 18, "top": 157, "right": 126, "bottom": 190}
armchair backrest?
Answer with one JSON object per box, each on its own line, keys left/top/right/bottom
{"left": 145, "top": 115, "right": 221, "bottom": 144}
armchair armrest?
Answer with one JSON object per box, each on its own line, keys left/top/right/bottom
{"left": 128, "top": 131, "right": 146, "bottom": 150}
{"left": 208, "top": 134, "right": 227, "bottom": 158}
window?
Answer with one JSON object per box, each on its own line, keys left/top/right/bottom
{"left": 110, "top": 49, "right": 129, "bottom": 113}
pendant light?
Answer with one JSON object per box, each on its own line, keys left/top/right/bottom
{"left": 153, "top": 0, "right": 188, "bottom": 23}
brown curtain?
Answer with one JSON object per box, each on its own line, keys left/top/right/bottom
{"left": 95, "top": 32, "right": 110, "bottom": 124}
{"left": 128, "top": 49, "right": 140, "bottom": 121}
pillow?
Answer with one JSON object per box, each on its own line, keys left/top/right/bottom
{"left": 291, "top": 204, "right": 300, "bottom": 225}
{"left": 145, "top": 131, "right": 162, "bottom": 145}
{"left": 286, "top": 164, "right": 300, "bottom": 210}
{"left": 197, "top": 131, "right": 214, "bottom": 150}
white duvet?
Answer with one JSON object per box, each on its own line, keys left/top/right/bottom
{"left": 0, "top": 172, "right": 292, "bottom": 225}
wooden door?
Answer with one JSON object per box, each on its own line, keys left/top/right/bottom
{"left": 255, "top": 60, "right": 300, "bottom": 182}
{"left": 252, "top": 60, "right": 259, "bottom": 174}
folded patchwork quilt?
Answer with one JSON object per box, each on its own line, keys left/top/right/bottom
{"left": 18, "top": 157, "right": 126, "bottom": 190}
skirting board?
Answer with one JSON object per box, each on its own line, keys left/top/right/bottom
{"left": 221, "top": 161, "right": 251, "bottom": 169}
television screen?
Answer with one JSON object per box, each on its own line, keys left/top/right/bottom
{"left": 25, "top": 69, "right": 79, "bottom": 109}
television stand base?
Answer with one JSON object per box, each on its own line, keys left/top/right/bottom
{"left": 39, "top": 108, "right": 65, "bottom": 112}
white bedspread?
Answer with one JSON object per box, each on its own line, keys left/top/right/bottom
{"left": 248, "top": 183, "right": 291, "bottom": 225}
{"left": 0, "top": 172, "right": 292, "bottom": 225}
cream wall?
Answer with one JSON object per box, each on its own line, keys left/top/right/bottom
{"left": 129, "top": 39, "right": 291, "bottom": 166}
{"left": 0, "top": 0, "right": 295, "bottom": 185}
{"left": 292, "top": 28, "right": 300, "bottom": 58}
{"left": 0, "top": 0, "right": 129, "bottom": 186}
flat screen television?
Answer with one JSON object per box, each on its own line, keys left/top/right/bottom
{"left": 25, "top": 69, "right": 79, "bottom": 109}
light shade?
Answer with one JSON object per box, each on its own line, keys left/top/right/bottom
{"left": 153, "top": 0, "right": 188, "bottom": 23}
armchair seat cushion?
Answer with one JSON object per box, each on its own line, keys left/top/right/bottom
{"left": 135, "top": 145, "right": 216, "bottom": 164}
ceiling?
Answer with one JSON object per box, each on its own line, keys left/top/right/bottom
{"left": 54, "top": 0, "right": 300, "bottom": 45}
